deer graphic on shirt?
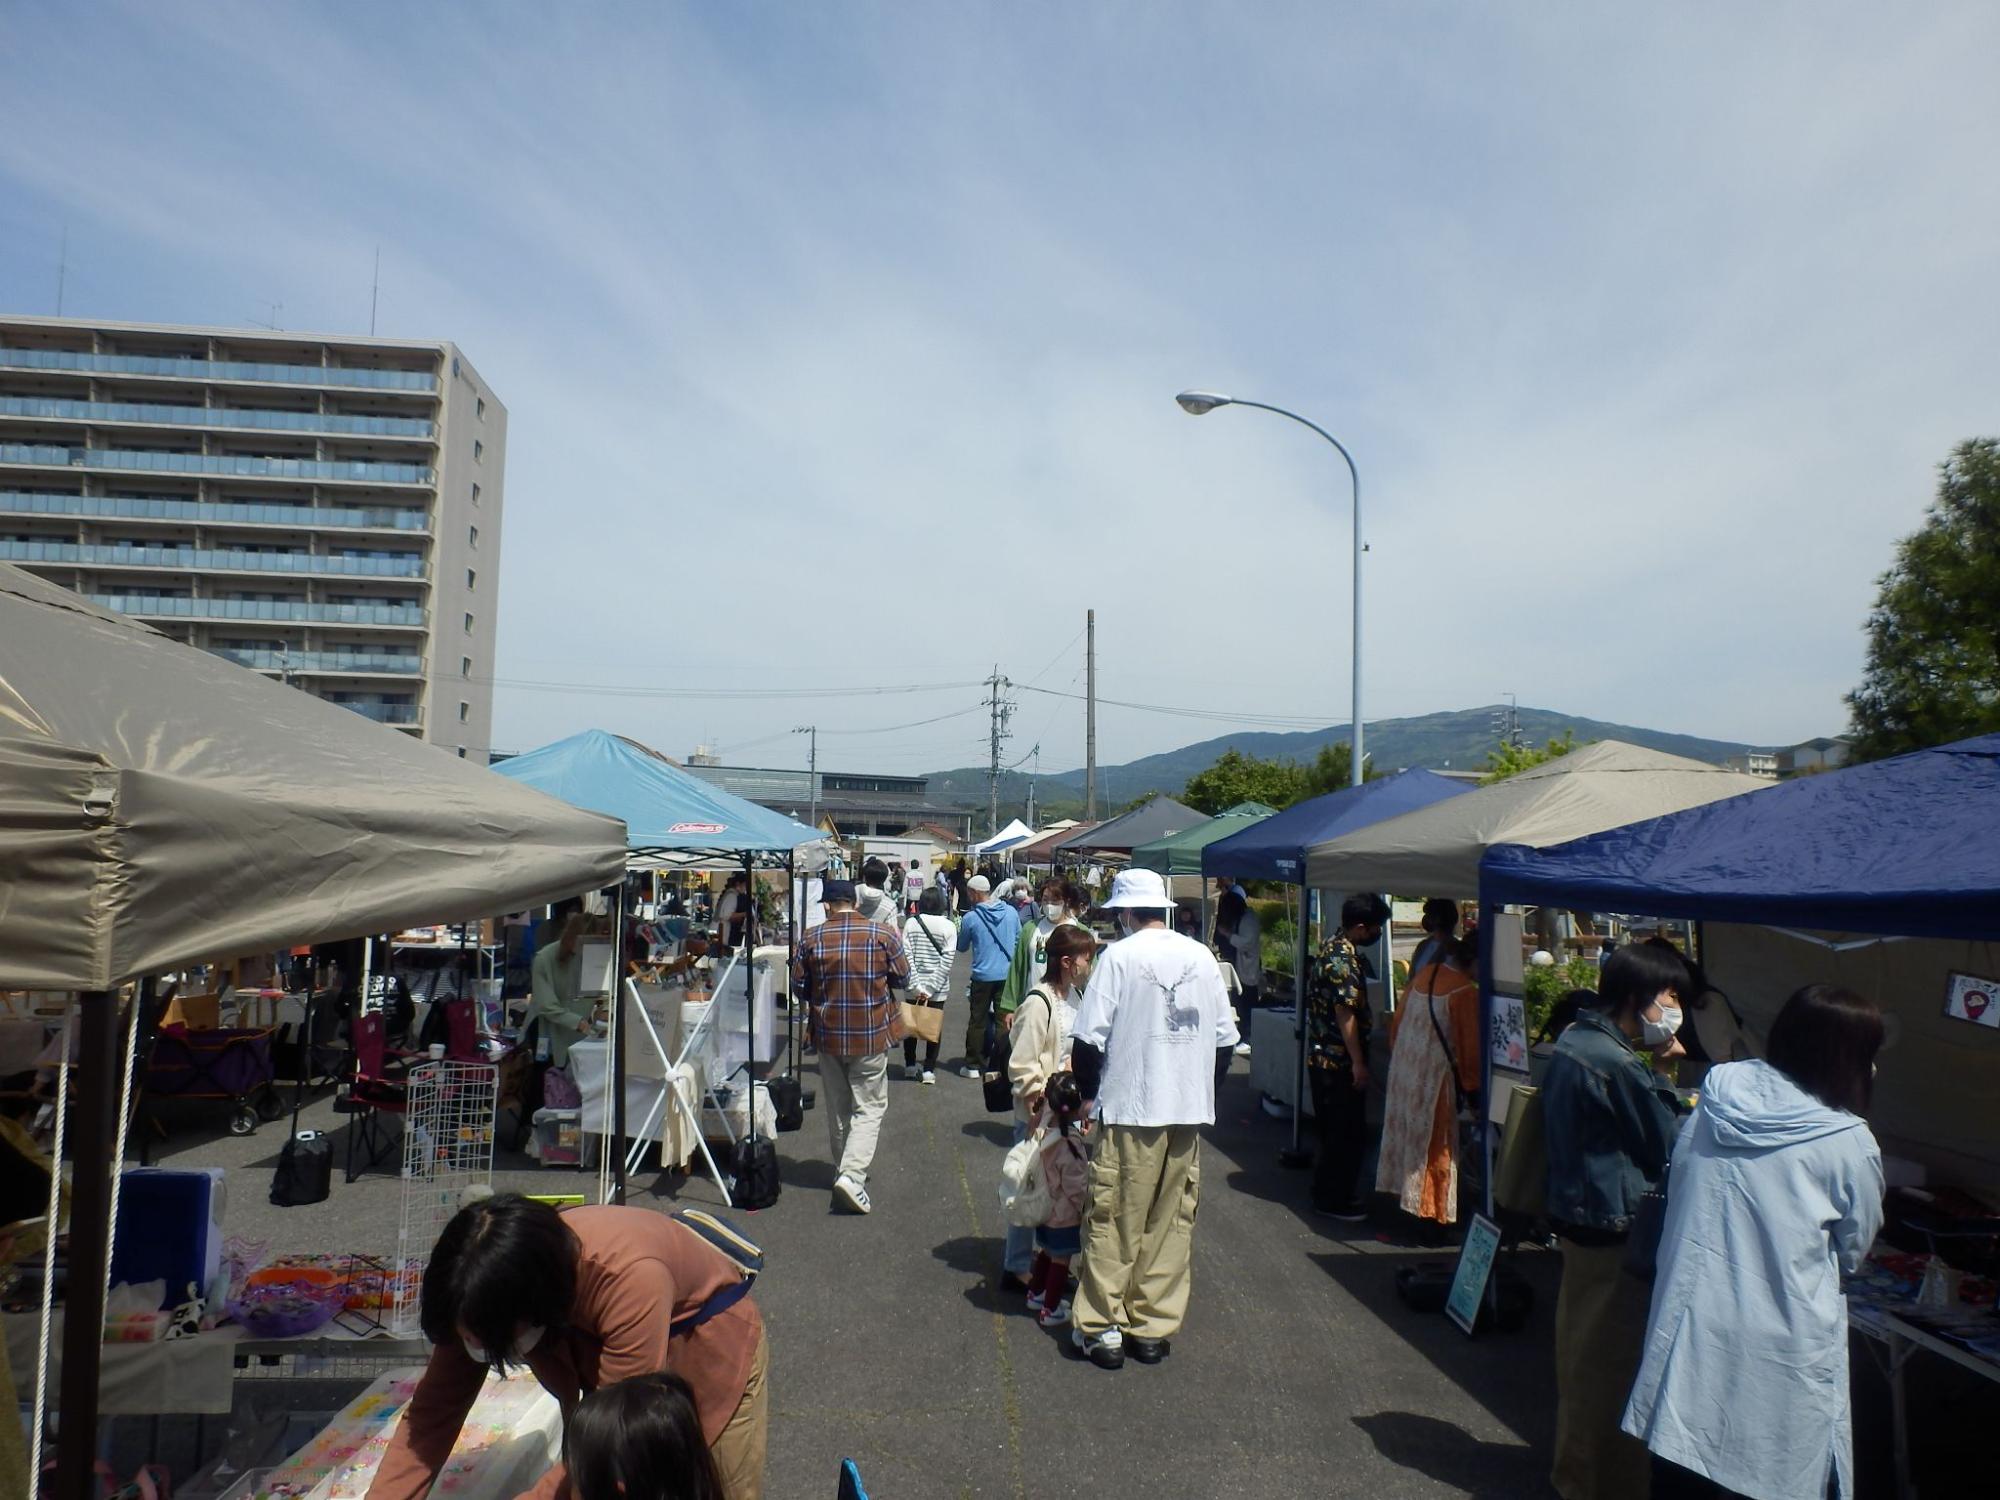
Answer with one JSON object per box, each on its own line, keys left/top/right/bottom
{"left": 1141, "top": 961, "right": 1206, "bottom": 1036}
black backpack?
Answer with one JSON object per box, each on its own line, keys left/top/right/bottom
{"left": 269, "top": 1131, "right": 332, "bottom": 1207}
{"left": 731, "top": 1135, "right": 781, "bottom": 1211}
{"left": 767, "top": 1075, "right": 804, "bottom": 1133}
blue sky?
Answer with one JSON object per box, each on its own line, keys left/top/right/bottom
{"left": 4, "top": 2, "right": 1995, "bottom": 774}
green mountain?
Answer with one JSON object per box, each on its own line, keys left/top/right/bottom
{"left": 926, "top": 704, "right": 1764, "bottom": 809}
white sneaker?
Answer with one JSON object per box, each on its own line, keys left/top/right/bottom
{"left": 1038, "top": 1299, "right": 1072, "bottom": 1329}
{"left": 1025, "top": 1287, "right": 1047, "bottom": 1313}
{"left": 1233, "top": 1042, "right": 1252, "bottom": 1057}
{"left": 833, "top": 1174, "right": 872, "bottom": 1214}
{"left": 958, "top": 1065, "right": 982, "bottom": 1080}
{"left": 920, "top": 1070, "right": 936, "bottom": 1085}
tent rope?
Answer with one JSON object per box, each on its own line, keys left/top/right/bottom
{"left": 30, "top": 1002, "right": 76, "bottom": 1488}
{"left": 103, "top": 990, "right": 142, "bottom": 1315}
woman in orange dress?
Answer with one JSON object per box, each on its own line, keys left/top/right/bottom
{"left": 1377, "top": 933, "right": 1482, "bottom": 1224}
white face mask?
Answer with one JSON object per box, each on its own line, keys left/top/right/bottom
{"left": 1043, "top": 904, "right": 1066, "bottom": 924}
{"left": 1640, "top": 1004, "right": 1683, "bottom": 1049}
{"left": 464, "top": 1323, "right": 545, "bottom": 1366}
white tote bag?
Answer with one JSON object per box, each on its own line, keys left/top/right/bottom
{"left": 997, "top": 1125, "right": 1052, "bottom": 1227}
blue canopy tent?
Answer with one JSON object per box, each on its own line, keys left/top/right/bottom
{"left": 1474, "top": 733, "right": 2000, "bottom": 1219}
{"left": 1199, "top": 769, "right": 1475, "bottom": 1161}
{"left": 495, "top": 730, "right": 832, "bottom": 1204}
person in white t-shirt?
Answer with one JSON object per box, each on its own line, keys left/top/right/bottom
{"left": 1066, "top": 868, "right": 1238, "bottom": 1371}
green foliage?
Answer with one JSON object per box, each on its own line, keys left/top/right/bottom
{"left": 1847, "top": 438, "right": 2000, "bottom": 761}
{"left": 1482, "top": 729, "right": 1583, "bottom": 784}
{"left": 1261, "top": 915, "right": 1298, "bottom": 980}
{"left": 1182, "top": 743, "right": 1374, "bottom": 815}
{"left": 1521, "top": 954, "right": 1599, "bottom": 1038}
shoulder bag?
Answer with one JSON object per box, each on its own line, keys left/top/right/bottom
{"left": 998, "top": 1119, "right": 1053, "bottom": 1227}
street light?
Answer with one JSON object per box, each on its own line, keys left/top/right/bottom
{"left": 1179, "top": 387, "right": 1366, "bottom": 1172}
{"left": 1174, "top": 390, "right": 1363, "bottom": 786}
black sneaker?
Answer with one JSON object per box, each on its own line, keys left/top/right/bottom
{"left": 1316, "top": 1203, "right": 1369, "bottom": 1222}
{"left": 999, "top": 1272, "right": 1032, "bottom": 1295}
{"left": 1071, "top": 1326, "right": 1124, "bottom": 1369}
{"left": 1125, "top": 1336, "right": 1170, "bottom": 1364}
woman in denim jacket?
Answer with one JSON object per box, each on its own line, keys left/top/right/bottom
{"left": 1542, "top": 942, "right": 1691, "bottom": 1500}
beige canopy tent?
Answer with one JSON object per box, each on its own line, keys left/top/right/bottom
{"left": 1303, "top": 740, "right": 1770, "bottom": 897}
{"left": 0, "top": 563, "right": 628, "bottom": 1499}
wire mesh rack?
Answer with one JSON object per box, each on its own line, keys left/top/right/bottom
{"left": 391, "top": 1060, "right": 497, "bottom": 1334}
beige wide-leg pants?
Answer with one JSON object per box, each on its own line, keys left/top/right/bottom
{"left": 1073, "top": 1122, "right": 1201, "bottom": 1341}
{"left": 818, "top": 1051, "right": 890, "bottom": 1183}
{"left": 1552, "top": 1238, "right": 1653, "bottom": 1500}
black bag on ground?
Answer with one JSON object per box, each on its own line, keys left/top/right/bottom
{"left": 767, "top": 1075, "right": 804, "bottom": 1133}
{"left": 1394, "top": 1259, "right": 1535, "bottom": 1333}
{"left": 269, "top": 1131, "right": 332, "bottom": 1207}
{"left": 731, "top": 1135, "right": 781, "bottom": 1210}
{"left": 981, "top": 1021, "right": 1014, "bottom": 1114}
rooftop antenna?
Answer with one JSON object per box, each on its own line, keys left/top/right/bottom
{"left": 54, "top": 225, "right": 67, "bottom": 316}
{"left": 370, "top": 246, "right": 380, "bottom": 336}
{"left": 250, "top": 301, "right": 283, "bottom": 331}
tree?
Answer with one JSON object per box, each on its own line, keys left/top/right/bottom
{"left": 1181, "top": 749, "right": 1305, "bottom": 814}
{"left": 1297, "top": 741, "right": 1377, "bottom": 799}
{"left": 1482, "top": 729, "right": 1581, "bottom": 784}
{"left": 1847, "top": 438, "right": 2000, "bottom": 761}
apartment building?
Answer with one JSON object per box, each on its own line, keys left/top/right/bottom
{"left": 0, "top": 315, "right": 503, "bottom": 761}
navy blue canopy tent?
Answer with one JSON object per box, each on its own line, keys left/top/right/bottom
{"left": 1197, "top": 768, "right": 1474, "bottom": 1161}
{"left": 495, "top": 729, "right": 831, "bottom": 1204}
{"left": 1200, "top": 768, "right": 1473, "bottom": 882}
{"left": 1480, "top": 733, "right": 2000, "bottom": 941}
{"left": 1471, "top": 733, "right": 2000, "bottom": 1220}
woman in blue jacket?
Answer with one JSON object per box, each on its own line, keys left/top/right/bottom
{"left": 1542, "top": 942, "right": 1691, "bottom": 1500}
{"left": 1623, "top": 986, "right": 1885, "bottom": 1500}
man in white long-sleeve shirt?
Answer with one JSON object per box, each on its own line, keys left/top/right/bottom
{"left": 1066, "top": 868, "right": 1237, "bottom": 1371}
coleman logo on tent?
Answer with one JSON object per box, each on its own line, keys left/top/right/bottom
{"left": 669, "top": 821, "right": 727, "bottom": 835}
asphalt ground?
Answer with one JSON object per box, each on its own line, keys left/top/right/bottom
{"left": 153, "top": 1044, "right": 1562, "bottom": 1500}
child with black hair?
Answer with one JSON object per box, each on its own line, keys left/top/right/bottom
{"left": 1025, "top": 1070, "right": 1092, "bottom": 1329}
{"left": 566, "top": 1371, "right": 725, "bottom": 1500}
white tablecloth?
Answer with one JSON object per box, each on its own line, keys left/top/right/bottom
{"left": 1249, "top": 1008, "right": 1311, "bottom": 1116}
{"left": 5, "top": 1314, "right": 241, "bottom": 1415}
{"left": 567, "top": 1040, "right": 697, "bottom": 1167}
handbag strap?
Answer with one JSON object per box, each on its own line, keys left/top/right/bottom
{"left": 908, "top": 913, "right": 949, "bottom": 960}
{"left": 1422, "top": 969, "right": 1471, "bottom": 1112}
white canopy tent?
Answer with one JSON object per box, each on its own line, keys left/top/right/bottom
{"left": 1303, "top": 740, "right": 1770, "bottom": 897}
{"left": 972, "top": 818, "right": 1035, "bottom": 855}
{"left": 0, "top": 564, "right": 629, "bottom": 1498}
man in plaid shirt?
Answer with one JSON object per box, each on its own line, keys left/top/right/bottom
{"left": 793, "top": 878, "right": 909, "bottom": 1214}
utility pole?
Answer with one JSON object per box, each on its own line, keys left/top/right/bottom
{"left": 793, "top": 725, "right": 818, "bottom": 829}
{"left": 984, "top": 665, "right": 1014, "bottom": 837}
{"left": 1491, "top": 693, "right": 1522, "bottom": 751}
{"left": 1026, "top": 744, "right": 1041, "bottom": 829}
{"left": 370, "top": 246, "right": 381, "bottom": 336}
{"left": 1084, "top": 608, "right": 1097, "bottom": 818}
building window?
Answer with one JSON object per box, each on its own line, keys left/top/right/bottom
{"left": 473, "top": 439, "right": 483, "bottom": 463}
{"left": 461, "top": 655, "right": 472, "bottom": 677}
{"left": 464, "top": 612, "right": 474, "bottom": 633}
{"left": 466, "top": 567, "right": 476, "bottom": 591}
{"left": 468, "top": 524, "right": 478, "bottom": 549}
{"left": 471, "top": 482, "right": 481, "bottom": 506}
{"left": 458, "top": 701, "right": 469, "bottom": 723}
{"left": 476, "top": 397, "right": 486, "bottom": 420}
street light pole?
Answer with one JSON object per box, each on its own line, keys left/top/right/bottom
{"left": 793, "top": 725, "right": 818, "bottom": 830}
{"left": 1176, "top": 391, "right": 1362, "bottom": 786}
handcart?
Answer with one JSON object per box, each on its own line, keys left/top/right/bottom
{"left": 138, "top": 1024, "right": 286, "bottom": 1161}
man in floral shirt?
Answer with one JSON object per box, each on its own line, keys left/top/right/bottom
{"left": 1306, "top": 894, "right": 1389, "bottom": 1219}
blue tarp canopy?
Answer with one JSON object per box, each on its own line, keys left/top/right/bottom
{"left": 1480, "top": 734, "right": 2000, "bottom": 941}
{"left": 1200, "top": 768, "right": 1473, "bottom": 884}
{"left": 494, "top": 729, "right": 828, "bottom": 868}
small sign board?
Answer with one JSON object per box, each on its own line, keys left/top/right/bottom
{"left": 1445, "top": 1212, "right": 1505, "bottom": 1336}
{"left": 1945, "top": 972, "right": 2000, "bottom": 1029}
{"left": 1491, "top": 992, "right": 1529, "bottom": 1073}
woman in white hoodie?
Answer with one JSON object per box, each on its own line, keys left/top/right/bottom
{"left": 1622, "top": 985, "right": 1885, "bottom": 1500}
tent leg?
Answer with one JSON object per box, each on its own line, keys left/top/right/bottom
{"left": 55, "top": 990, "right": 122, "bottom": 1500}
{"left": 1478, "top": 901, "right": 1498, "bottom": 1222}
{"left": 612, "top": 882, "right": 628, "bottom": 1206}
{"left": 1280, "top": 888, "right": 1312, "bottom": 1169}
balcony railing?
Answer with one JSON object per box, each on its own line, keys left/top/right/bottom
{"left": 215, "top": 647, "right": 425, "bottom": 675}
{"left": 0, "top": 540, "right": 426, "bottom": 578}
{"left": 88, "top": 594, "right": 428, "bottom": 627}
{"left": 0, "top": 394, "right": 433, "bottom": 439}
{"left": 0, "top": 490, "right": 429, "bottom": 530}
{"left": 333, "top": 701, "right": 422, "bottom": 724}
{"left": 0, "top": 444, "right": 433, "bottom": 485}
{"left": 0, "top": 346, "right": 437, "bottom": 392}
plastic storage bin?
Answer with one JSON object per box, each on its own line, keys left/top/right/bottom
{"left": 531, "top": 1107, "right": 596, "bottom": 1167}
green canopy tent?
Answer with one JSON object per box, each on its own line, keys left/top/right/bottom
{"left": 1129, "top": 801, "right": 1278, "bottom": 876}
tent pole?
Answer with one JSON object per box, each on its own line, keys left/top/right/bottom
{"left": 1478, "top": 899, "right": 1498, "bottom": 1223}
{"left": 744, "top": 853, "right": 757, "bottom": 1170}
{"left": 1280, "top": 886, "right": 1311, "bottom": 1168}
{"left": 54, "top": 989, "right": 122, "bottom": 1500}
{"left": 612, "top": 881, "right": 628, "bottom": 1206}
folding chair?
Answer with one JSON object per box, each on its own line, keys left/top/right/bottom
{"left": 336, "top": 1012, "right": 412, "bottom": 1182}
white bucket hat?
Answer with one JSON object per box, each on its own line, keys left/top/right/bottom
{"left": 1101, "top": 868, "right": 1172, "bottom": 909}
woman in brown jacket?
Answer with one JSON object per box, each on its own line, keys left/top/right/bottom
{"left": 366, "top": 1196, "right": 767, "bottom": 1500}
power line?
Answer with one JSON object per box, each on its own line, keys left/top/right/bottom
{"left": 1015, "top": 681, "right": 1335, "bottom": 730}
{"left": 478, "top": 673, "right": 982, "bottom": 702}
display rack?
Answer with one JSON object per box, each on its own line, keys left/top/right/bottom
{"left": 391, "top": 1061, "right": 497, "bottom": 1335}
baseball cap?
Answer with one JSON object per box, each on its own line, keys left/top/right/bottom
{"left": 821, "top": 878, "right": 856, "bottom": 904}
{"left": 1101, "top": 868, "right": 1172, "bottom": 909}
